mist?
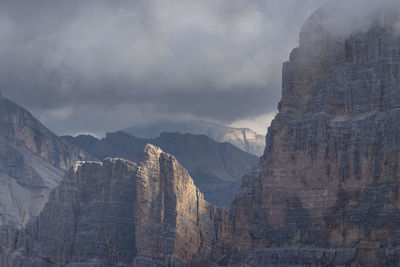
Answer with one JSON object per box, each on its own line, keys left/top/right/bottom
{"left": 1, "top": 0, "right": 331, "bottom": 136}
{"left": 301, "top": 0, "right": 400, "bottom": 46}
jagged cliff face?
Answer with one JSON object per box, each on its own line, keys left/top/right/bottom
{"left": 0, "top": 96, "right": 90, "bottom": 171}
{"left": 5, "top": 3, "right": 400, "bottom": 266}
{"left": 63, "top": 131, "right": 258, "bottom": 209}
{"left": 229, "top": 5, "right": 400, "bottom": 266}
{"left": 0, "top": 96, "right": 91, "bottom": 226}
{"left": 2, "top": 145, "right": 227, "bottom": 266}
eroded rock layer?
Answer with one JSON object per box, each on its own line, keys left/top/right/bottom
{"left": 63, "top": 131, "right": 258, "bottom": 209}
{"left": 5, "top": 3, "right": 400, "bottom": 266}
{"left": 227, "top": 4, "right": 400, "bottom": 266}
{"left": 0, "top": 96, "right": 91, "bottom": 226}
{"left": 2, "top": 145, "right": 227, "bottom": 266}
{"left": 0, "top": 96, "right": 90, "bottom": 171}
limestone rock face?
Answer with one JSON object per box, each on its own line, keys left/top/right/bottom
{"left": 63, "top": 131, "right": 258, "bottom": 209}
{"left": 0, "top": 140, "right": 63, "bottom": 227}
{"left": 0, "top": 96, "right": 91, "bottom": 226}
{"left": 0, "top": 96, "right": 90, "bottom": 171}
{"left": 3, "top": 144, "right": 227, "bottom": 266}
{"left": 228, "top": 5, "right": 400, "bottom": 266}
{"left": 6, "top": 3, "right": 400, "bottom": 266}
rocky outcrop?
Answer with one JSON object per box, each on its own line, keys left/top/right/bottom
{"left": 6, "top": 3, "right": 400, "bottom": 266}
{"left": 0, "top": 140, "right": 63, "bottom": 227}
{"left": 63, "top": 131, "right": 258, "bottom": 209}
{"left": 226, "top": 3, "right": 400, "bottom": 266}
{"left": 122, "top": 120, "right": 266, "bottom": 156}
{"left": 2, "top": 145, "right": 228, "bottom": 266}
{"left": 0, "top": 96, "right": 90, "bottom": 171}
{"left": 0, "top": 96, "right": 92, "bottom": 226}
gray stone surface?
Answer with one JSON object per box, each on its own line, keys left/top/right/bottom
{"left": 0, "top": 139, "right": 63, "bottom": 226}
{"left": 0, "top": 95, "right": 91, "bottom": 171}
{"left": 63, "top": 131, "right": 258, "bottom": 209}
{"left": 6, "top": 3, "right": 400, "bottom": 267}
{"left": 227, "top": 4, "right": 400, "bottom": 266}
{"left": 0, "top": 96, "right": 92, "bottom": 226}
{"left": 1, "top": 145, "right": 228, "bottom": 266}
{"left": 225, "top": 248, "right": 356, "bottom": 267}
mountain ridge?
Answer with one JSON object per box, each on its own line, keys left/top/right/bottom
{"left": 4, "top": 2, "right": 400, "bottom": 266}
{"left": 0, "top": 144, "right": 228, "bottom": 266}
{"left": 225, "top": 4, "right": 400, "bottom": 265}
{"left": 0, "top": 95, "right": 92, "bottom": 226}
{"left": 0, "top": 95, "right": 92, "bottom": 171}
{"left": 122, "top": 119, "right": 266, "bottom": 156}
{"left": 62, "top": 131, "right": 258, "bottom": 208}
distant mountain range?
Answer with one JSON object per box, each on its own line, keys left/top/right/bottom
{"left": 0, "top": 93, "right": 259, "bottom": 229}
{"left": 63, "top": 131, "right": 258, "bottom": 208}
{"left": 0, "top": 96, "right": 258, "bottom": 264}
{"left": 122, "top": 120, "right": 266, "bottom": 156}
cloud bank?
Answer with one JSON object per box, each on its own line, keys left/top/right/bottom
{"left": 301, "top": 0, "right": 400, "bottom": 47}
{"left": 1, "top": 0, "right": 329, "bottom": 135}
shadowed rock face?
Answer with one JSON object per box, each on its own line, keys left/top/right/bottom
{"left": 63, "top": 131, "right": 258, "bottom": 209}
{"left": 226, "top": 5, "right": 400, "bottom": 266}
{"left": 5, "top": 3, "right": 400, "bottom": 266}
{"left": 0, "top": 96, "right": 92, "bottom": 226}
{"left": 0, "top": 96, "right": 91, "bottom": 171}
{"left": 1, "top": 145, "right": 228, "bottom": 266}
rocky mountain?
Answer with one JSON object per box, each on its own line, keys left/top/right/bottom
{"left": 62, "top": 131, "right": 258, "bottom": 208}
{"left": 0, "top": 95, "right": 91, "bottom": 226}
{"left": 0, "top": 94, "right": 90, "bottom": 171}
{"left": 0, "top": 145, "right": 228, "bottom": 266}
{"left": 4, "top": 2, "right": 400, "bottom": 267}
{"left": 122, "top": 120, "right": 266, "bottom": 156}
{"left": 224, "top": 3, "right": 400, "bottom": 266}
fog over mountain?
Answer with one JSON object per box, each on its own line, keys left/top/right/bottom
{"left": 0, "top": 0, "right": 328, "bottom": 136}
{"left": 3, "top": 1, "right": 400, "bottom": 266}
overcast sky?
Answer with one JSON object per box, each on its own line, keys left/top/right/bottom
{"left": 0, "top": 0, "right": 329, "bottom": 136}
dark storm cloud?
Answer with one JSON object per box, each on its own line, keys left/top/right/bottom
{"left": 0, "top": 0, "right": 328, "bottom": 135}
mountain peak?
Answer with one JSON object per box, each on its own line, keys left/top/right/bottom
{"left": 281, "top": 2, "right": 400, "bottom": 117}
{"left": 64, "top": 131, "right": 258, "bottom": 208}
{"left": 123, "top": 119, "right": 266, "bottom": 156}
{"left": 143, "top": 143, "right": 164, "bottom": 157}
{"left": 229, "top": 3, "right": 400, "bottom": 265}
{"left": 0, "top": 95, "right": 92, "bottom": 171}
{"left": 6, "top": 145, "right": 227, "bottom": 266}
{"left": 0, "top": 96, "right": 92, "bottom": 226}
{"left": 300, "top": 1, "right": 400, "bottom": 47}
